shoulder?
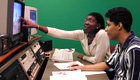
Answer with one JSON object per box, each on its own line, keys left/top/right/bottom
{"left": 126, "top": 37, "right": 140, "bottom": 53}
{"left": 73, "top": 29, "right": 84, "bottom": 33}
{"left": 95, "top": 29, "right": 108, "bottom": 39}
{"left": 96, "top": 29, "right": 107, "bottom": 36}
{"left": 98, "top": 29, "right": 106, "bottom": 33}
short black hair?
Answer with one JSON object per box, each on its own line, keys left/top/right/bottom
{"left": 88, "top": 12, "right": 105, "bottom": 30}
{"left": 105, "top": 7, "right": 132, "bottom": 32}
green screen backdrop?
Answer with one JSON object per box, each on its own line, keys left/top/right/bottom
{"left": 25, "top": 0, "right": 140, "bottom": 54}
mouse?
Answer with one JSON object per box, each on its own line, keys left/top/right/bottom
{"left": 71, "top": 64, "right": 79, "bottom": 67}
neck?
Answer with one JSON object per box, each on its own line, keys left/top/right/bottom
{"left": 88, "top": 33, "right": 95, "bottom": 39}
{"left": 117, "top": 31, "right": 131, "bottom": 46}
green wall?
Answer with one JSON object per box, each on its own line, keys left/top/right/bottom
{"left": 25, "top": 0, "right": 140, "bottom": 53}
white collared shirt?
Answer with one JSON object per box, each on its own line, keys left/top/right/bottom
{"left": 47, "top": 27, "right": 111, "bottom": 64}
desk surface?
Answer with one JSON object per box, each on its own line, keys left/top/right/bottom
{"left": 41, "top": 51, "right": 109, "bottom": 80}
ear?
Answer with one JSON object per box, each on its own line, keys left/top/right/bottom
{"left": 97, "top": 24, "right": 101, "bottom": 29}
{"left": 118, "top": 22, "right": 123, "bottom": 31}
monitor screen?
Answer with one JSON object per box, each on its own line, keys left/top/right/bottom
{"left": 30, "top": 10, "right": 37, "bottom": 35}
{"left": 30, "top": 10, "right": 36, "bottom": 24}
{"left": 13, "top": 2, "right": 22, "bottom": 35}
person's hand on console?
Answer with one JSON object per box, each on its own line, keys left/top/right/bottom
{"left": 20, "top": 17, "right": 38, "bottom": 28}
{"left": 78, "top": 54, "right": 84, "bottom": 59}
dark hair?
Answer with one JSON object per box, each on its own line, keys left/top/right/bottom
{"left": 88, "top": 12, "right": 105, "bottom": 30}
{"left": 105, "top": 7, "right": 132, "bottom": 32}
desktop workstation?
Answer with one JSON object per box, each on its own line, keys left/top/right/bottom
{"left": 0, "top": 0, "right": 111, "bottom": 80}
{"left": 41, "top": 50, "right": 109, "bottom": 80}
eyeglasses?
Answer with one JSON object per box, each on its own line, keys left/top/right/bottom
{"left": 84, "top": 20, "right": 95, "bottom": 23}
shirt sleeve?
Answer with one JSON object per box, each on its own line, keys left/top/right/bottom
{"left": 126, "top": 48, "right": 140, "bottom": 80}
{"left": 83, "top": 31, "right": 111, "bottom": 63}
{"left": 105, "top": 44, "right": 119, "bottom": 68}
{"left": 47, "top": 27, "right": 84, "bottom": 41}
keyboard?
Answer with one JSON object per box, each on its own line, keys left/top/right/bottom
{"left": 51, "top": 49, "right": 75, "bottom": 62}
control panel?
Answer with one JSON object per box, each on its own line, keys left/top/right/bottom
{"left": 0, "top": 40, "right": 47, "bottom": 80}
{"left": 18, "top": 48, "right": 40, "bottom": 80}
{"left": 31, "top": 41, "right": 45, "bottom": 64}
{"left": 0, "top": 60, "right": 28, "bottom": 80}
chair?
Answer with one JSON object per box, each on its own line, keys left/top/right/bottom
{"left": 110, "top": 46, "right": 115, "bottom": 53}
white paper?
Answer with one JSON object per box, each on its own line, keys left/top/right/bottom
{"left": 51, "top": 48, "right": 75, "bottom": 62}
{"left": 54, "top": 61, "right": 84, "bottom": 70}
{"left": 50, "top": 70, "right": 87, "bottom": 80}
{"left": 82, "top": 71, "right": 106, "bottom": 75}
{"left": 52, "top": 70, "right": 81, "bottom": 76}
{"left": 50, "top": 75, "right": 87, "bottom": 80}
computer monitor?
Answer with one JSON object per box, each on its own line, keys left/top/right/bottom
{"left": 24, "top": 6, "right": 38, "bottom": 35}
{"left": 0, "top": 0, "right": 25, "bottom": 46}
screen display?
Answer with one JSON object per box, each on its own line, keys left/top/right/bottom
{"left": 30, "top": 10, "right": 36, "bottom": 24}
{"left": 30, "top": 10, "right": 37, "bottom": 35}
{"left": 13, "top": 2, "right": 22, "bottom": 35}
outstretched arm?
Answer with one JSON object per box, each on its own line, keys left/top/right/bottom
{"left": 20, "top": 17, "right": 83, "bottom": 40}
{"left": 20, "top": 17, "right": 48, "bottom": 33}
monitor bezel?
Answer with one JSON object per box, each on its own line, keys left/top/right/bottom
{"left": 7, "top": 0, "right": 25, "bottom": 42}
{"left": 24, "top": 6, "right": 38, "bottom": 35}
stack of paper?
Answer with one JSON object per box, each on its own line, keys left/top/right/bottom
{"left": 51, "top": 48, "right": 75, "bottom": 62}
{"left": 54, "top": 61, "right": 84, "bottom": 70}
{"left": 50, "top": 70, "right": 87, "bottom": 80}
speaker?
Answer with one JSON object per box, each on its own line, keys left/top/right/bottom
{"left": 39, "top": 40, "right": 52, "bottom": 52}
